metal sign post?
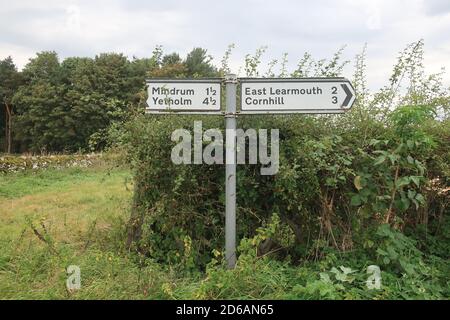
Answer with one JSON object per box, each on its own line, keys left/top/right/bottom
{"left": 146, "top": 76, "right": 355, "bottom": 270}
{"left": 224, "top": 74, "right": 237, "bottom": 269}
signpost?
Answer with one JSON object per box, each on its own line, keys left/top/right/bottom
{"left": 146, "top": 76, "right": 355, "bottom": 269}
{"left": 225, "top": 75, "right": 238, "bottom": 268}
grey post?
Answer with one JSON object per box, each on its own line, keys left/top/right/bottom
{"left": 225, "top": 74, "right": 237, "bottom": 269}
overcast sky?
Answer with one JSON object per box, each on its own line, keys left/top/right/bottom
{"left": 1, "top": 0, "right": 449, "bottom": 90}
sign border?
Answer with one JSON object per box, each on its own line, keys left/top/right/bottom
{"left": 146, "top": 78, "right": 223, "bottom": 83}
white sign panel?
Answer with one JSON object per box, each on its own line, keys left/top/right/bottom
{"left": 146, "top": 79, "right": 221, "bottom": 112}
{"left": 240, "top": 78, "right": 355, "bottom": 113}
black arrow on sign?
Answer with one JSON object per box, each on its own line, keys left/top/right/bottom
{"left": 341, "top": 84, "right": 353, "bottom": 108}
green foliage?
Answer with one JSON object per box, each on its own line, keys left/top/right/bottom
{"left": 123, "top": 116, "right": 224, "bottom": 268}
{"left": 11, "top": 52, "right": 139, "bottom": 152}
{"left": 125, "top": 41, "right": 449, "bottom": 275}
{"left": 244, "top": 46, "right": 268, "bottom": 77}
{"left": 0, "top": 57, "right": 22, "bottom": 105}
{"left": 374, "top": 224, "right": 423, "bottom": 274}
{"left": 125, "top": 109, "right": 448, "bottom": 268}
{"left": 1, "top": 46, "right": 223, "bottom": 153}
{"left": 219, "top": 44, "right": 235, "bottom": 76}
{"left": 349, "top": 104, "right": 438, "bottom": 228}
{"left": 291, "top": 46, "right": 349, "bottom": 77}
{"left": 185, "top": 48, "right": 218, "bottom": 78}
{"left": 0, "top": 57, "right": 23, "bottom": 152}
{"left": 0, "top": 163, "right": 448, "bottom": 300}
{"left": 184, "top": 221, "right": 449, "bottom": 300}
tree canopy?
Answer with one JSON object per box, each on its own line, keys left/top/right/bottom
{"left": 1, "top": 47, "right": 218, "bottom": 153}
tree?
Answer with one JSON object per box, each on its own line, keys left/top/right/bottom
{"left": 150, "top": 62, "right": 187, "bottom": 78}
{"left": 12, "top": 52, "right": 147, "bottom": 152}
{"left": 0, "top": 57, "right": 22, "bottom": 153}
{"left": 162, "top": 53, "right": 182, "bottom": 66}
{"left": 64, "top": 53, "right": 139, "bottom": 151}
{"left": 12, "top": 51, "right": 69, "bottom": 152}
{"left": 22, "top": 51, "right": 61, "bottom": 84}
{"left": 184, "top": 48, "right": 218, "bottom": 77}
{"left": 147, "top": 51, "right": 187, "bottom": 79}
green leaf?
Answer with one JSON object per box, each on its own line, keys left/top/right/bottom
{"left": 407, "top": 189, "right": 417, "bottom": 199}
{"left": 396, "top": 177, "right": 410, "bottom": 188}
{"left": 320, "top": 272, "right": 332, "bottom": 283}
{"left": 342, "top": 158, "right": 352, "bottom": 166}
{"left": 407, "top": 155, "right": 414, "bottom": 164}
{"left": 340, "top": 266, "right": 356, "bottom": 275}
{"left": 396, "top": 197, "right": 410, "bottom": 211}
{"left": 399, "top": 259, "right": 415, "bottom": 275}
{"left": 414, "top": 160, "right": 425, "bottom": 175}
{"left": 386, "top": 246, "right": 399, "bottom": 259}
{"left": 410, "top": 176, "right": 421, "bottom": 187}
{"left": 365, "top": 240, "right": 374, "bottom": 248}
{"left": 415, "top": 193, "right": 425, "bottom": 205}
{"left": 388, "top": 154, "right": 399, "bottom": 164}
{"left": 412, "top": 198, "right": 419, "bottom": 210}
{"left": 325, "top": 177, "right": 337, "bottom": 187}
{"left": 407, "top": 139, "right": 414, "bottom": 149}
{"left": 374, "top": 155, "right": 386, "bottom": 166}
{"left": 350, "top": 195, "right": 362, "bottom": 206}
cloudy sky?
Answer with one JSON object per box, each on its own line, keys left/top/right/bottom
{"left": 1, "top": 0, "right": 449, "bottom": 90}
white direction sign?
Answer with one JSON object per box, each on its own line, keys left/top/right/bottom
{"left": 240, "top": 78, "right": 356, "bottom": 114}
{"left": 146, "top": 79, "right": 221, "bottom": 113}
